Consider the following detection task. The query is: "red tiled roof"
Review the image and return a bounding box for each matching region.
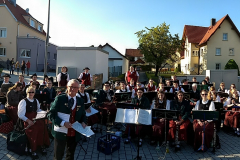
[98,43,127,59]
[183,25,209,44]
[125,49,143,57]
[0,0,46,36]
[130,58,145,64]
[199,14,240,45]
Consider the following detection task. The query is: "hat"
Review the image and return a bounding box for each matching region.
[31,73,37,78]
[83,67,90,70]
[2,74,11,78]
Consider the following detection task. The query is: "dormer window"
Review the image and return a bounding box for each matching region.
[38,25,42,32]
[30,19,35,28]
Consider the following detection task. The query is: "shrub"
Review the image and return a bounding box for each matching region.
[225,59,239,75]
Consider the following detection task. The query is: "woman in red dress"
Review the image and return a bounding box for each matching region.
[18,86,50,159]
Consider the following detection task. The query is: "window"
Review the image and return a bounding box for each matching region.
[0,28,6,38]
[216,63,221,70]
[192,50,198,56]
[30,19,35,27]
[20,49,31,58]
[223,33,228,41]
[54,53,57,60]
[38,25,42,32]
[0,48,6,56]
[216,48,221,56]
[47,52,50,59]
[229,48,234,56]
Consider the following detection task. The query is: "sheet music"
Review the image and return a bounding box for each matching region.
[54,112,70,134]
[115,108,125,123]
[86,106,99,117]
[72,121,94,137]
[35,111,47,119]
[124,109,138,123]
[137,109,152,125]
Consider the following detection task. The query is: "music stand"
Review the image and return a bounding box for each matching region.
[152,109,178,150]
[164,86,172,92]
[192,110,219,152]
[114,92,132,102]
[217,92,229,98]
[143,92,157,103]
[34,94,47,104]
[214,102,223,131]
[165,93,175,100]
[180,85,190,92]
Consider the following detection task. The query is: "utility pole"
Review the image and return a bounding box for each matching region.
[44,0,50,75]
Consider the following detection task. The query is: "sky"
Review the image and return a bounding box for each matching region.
[16,0,240,55]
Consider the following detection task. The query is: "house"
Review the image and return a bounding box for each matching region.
[181,14,240,75]
[125,49,144,66]
[98,43,129,77]
[57,47,109,83]
[0,0,57,71]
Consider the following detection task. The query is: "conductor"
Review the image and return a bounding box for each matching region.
[48,79,87,160]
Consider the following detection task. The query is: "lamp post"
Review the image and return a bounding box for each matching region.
[44,0,50,75]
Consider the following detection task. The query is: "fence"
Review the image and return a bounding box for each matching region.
[109,66,122,77]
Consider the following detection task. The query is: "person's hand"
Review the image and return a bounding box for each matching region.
[81,122,87,129]
[160,118,165,122]
[175,120,181,126]
[26,119,34,126]
[64,122,72,128]
[86,108,91,113]
[198,121,204,127]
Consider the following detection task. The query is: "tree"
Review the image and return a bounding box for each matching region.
[225,59,239,74]
[135,23,183,76]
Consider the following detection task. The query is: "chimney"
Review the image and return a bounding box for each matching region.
[211,18,216,26]
[26,8,29,13]
[9,0,16,7]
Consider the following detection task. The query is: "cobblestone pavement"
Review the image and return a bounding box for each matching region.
[1,125,240,160]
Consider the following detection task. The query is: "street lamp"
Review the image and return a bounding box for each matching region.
[44,0,50,76]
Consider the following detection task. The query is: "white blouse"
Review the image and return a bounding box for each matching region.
[194,100,215,111]
[76,92,91,103]
[18,98,42,122]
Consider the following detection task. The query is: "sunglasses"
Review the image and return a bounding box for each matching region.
[28,92,34,93]
[201,94,207,96]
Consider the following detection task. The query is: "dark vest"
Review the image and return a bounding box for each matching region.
[61,73,68,81]
[155,101,165,109]
[79,92,88,103]
[199,100,212,110]
[25,98,37,113]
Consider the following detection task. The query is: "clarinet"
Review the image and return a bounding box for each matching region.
[175,123,179,150]
[212,122,216,152]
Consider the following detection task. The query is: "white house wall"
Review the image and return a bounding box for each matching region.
[95,50,108,82]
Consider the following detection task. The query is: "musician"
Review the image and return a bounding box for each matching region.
[78,67,92,86]
[168,91,191,150]
[30,81,40,94]
[208,87,220,102]
[5,83,23,124]
[124,88,150,146]
[115,81,130,93]
[41,75,49,85]
[16,74,26,90]
[147,79,156,92]
[28,73,40,85]
[125,66,139,84]
[126,78,135,91]
[132,82,146,98]
[169,81,185,93]
[228,84,240,97]
[218,82,228,93]
[1,74,12,87]
[182,79,188,85]
[57,66,70,87]
[224,89,240,136]
[205,76,211,84]
[150,90,170,145]
[48,79,86,160]
[166,80,171,87]
[193,89,215,151]
[42,80,56,106]
[96,82,116,124]
[171,75,181,85]
[201,80,207,85]
[77,84,99,131]
[192,77,197,82]
[190,83,200,101]
[156,82,167,92]
[18,86,50,159]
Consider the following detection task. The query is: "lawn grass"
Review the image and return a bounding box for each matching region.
[146,71,183,85]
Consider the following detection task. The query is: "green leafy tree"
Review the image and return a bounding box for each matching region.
[225,59,239,74]
[135,23,183,76]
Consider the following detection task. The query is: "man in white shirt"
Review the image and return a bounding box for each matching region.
[169,82,185,93]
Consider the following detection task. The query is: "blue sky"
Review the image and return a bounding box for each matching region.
[17,0,240,54]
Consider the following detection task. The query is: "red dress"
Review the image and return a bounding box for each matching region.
[23,98,50,152]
